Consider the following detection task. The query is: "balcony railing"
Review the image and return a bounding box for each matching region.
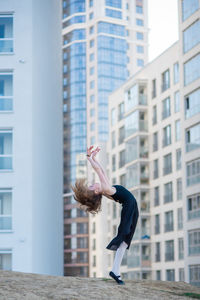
[140,146,148,158]
[139,94,147,105]
[155,253,160,261]
[165,223,174,232]
[141,201,150,213]
[189,245,200,255]
[0,39,13,53]
[188,209,200,220]
[163,166,172,175]
[161,82,170,92]
[0,216,12,230]
[165,252,174,261]
[162,110,171,119]
[0,97,13,111]
[155,225,160,234]
[186,141,200,152]
[187,175,200,186]
[163,137,171,147]
[139,120,148,131]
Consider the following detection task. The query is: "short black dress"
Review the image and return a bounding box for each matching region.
[106,185,139,251]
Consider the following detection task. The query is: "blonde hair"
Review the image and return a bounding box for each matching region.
[71,178,102,214]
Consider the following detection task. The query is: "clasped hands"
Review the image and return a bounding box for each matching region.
[86,145,100,160]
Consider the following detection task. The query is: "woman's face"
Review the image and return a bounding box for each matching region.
[88,182,101,194]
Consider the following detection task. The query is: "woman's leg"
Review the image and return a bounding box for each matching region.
[111,241,128,279]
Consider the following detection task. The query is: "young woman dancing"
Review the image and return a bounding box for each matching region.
[71,146,139,285]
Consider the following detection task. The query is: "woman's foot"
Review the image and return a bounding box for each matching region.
[109,271,125,285]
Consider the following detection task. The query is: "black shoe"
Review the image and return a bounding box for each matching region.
[109,271,125,285]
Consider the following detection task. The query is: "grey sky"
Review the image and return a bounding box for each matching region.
[148,0,179,61]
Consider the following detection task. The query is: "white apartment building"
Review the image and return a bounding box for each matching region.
[107,0,200,285]
[0,0,63,275]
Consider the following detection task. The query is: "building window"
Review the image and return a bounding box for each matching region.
[165,211,174,232]
[188,193,200,220]
[186,123,200,152]
[89,12,94,20]
[89,26,94,34]
[136,45,144,53]
[152,105,157,125]
[92,255,96,267]
[187,158,200,186]
[179,268,185,282]
[112,154,116,171]
[90,136,95,145]
[113,202,117,218]
[90,39,94,48]
[174,91,180,113]
[152,79,156,98]
[0,249,12,270]
[185,88,200,118]
[118,102,124,121]
[111,131,115,148]
[90,122,95,131]
[136,18,144,26]
[182,0,199,21]
[178,207,183,230]
[155,242,161,261]
[161,69,170,92]
[90,94,95,103]
[164,182,173,204]
[153,159,159,179]
[166,269,175,281]
[118,126,125,144]
[0,189,12,231]
[92,239,96,250]
[90,108,95,117]
[175,120,181,141]
[105,8,122,19]
[176,148,182,170]
[153,132,158,152]
[111,108,116,126]
[119,150,125,168]
[0,129,12,170]
[162,97,171,119]
[163,153,172,175]
[136,32,144,40]
[165,240,174,261]
[189,264,200,287]
[178,238,184,260]
[90,66,94,75]
[184,53,200,86]
[156,270,161,280]
[90,53,94,61]
[120,174,126,186]
[183,20,200,53]
[137,59,144,67]
[155,214,160,235]
[0,71,13,112]
[154,186,159,206]
[136,5,143,14]
[177,178,182,200]
[188,229,200,255]
[173,62,179,84]
[0,15,13,53]
[90,80,94,89]
[89,0,93,7]
[163,125,171,147]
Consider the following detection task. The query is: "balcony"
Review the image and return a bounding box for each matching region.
[186,141,200,152]
[189,245,200,255]
[139,120,148,131]
[188,209,200,220]
[141,201,150,213]
[140,171,149,184]
[139,94,147,105]
[140,146,148,158]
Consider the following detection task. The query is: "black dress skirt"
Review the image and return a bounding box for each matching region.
[106,185,139,251]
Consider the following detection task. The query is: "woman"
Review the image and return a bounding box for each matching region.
[71,146,139,285]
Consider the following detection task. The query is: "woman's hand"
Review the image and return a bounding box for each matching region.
[91,146,100,161]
